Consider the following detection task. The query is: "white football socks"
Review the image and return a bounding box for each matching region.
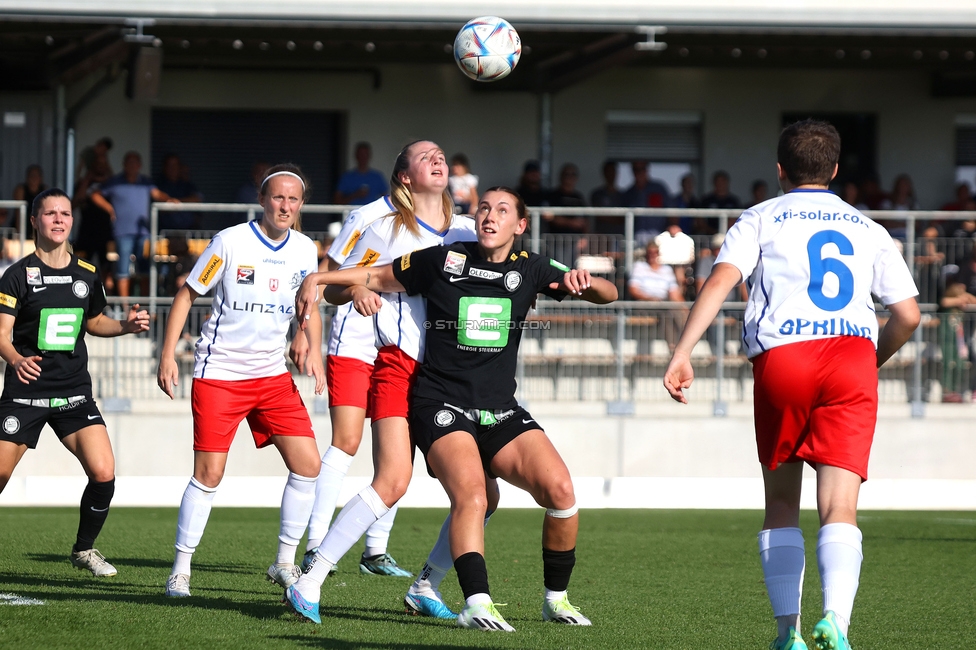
[413,510,494,593]
[306,446,354,552]
[759,527,805,640]
[364,504,398,558]
[277,472,317,565]
[298,485,391,594]
[173,477,218,576]
[817,523,862,635]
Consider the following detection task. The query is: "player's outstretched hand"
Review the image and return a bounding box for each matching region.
[307,356,326,395]
[123,303,150,334]
[13,355,42,384]
[157,357,179,400]
[295,274,321,328]
[552,269,591,296]
[663,352,694,404]
[289,332,309,369]
[351,285,383,317]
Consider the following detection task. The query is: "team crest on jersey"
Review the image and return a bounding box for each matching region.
[504,271,522,292]
[2,416,19,434]
[236,266,255,285]
[26,267,41,286]
[444,251,466,275]
[469,267,503,280]
[290,270,308,290]
[72,280,89,298]
[434,410,456,427]
[269,278,279,291]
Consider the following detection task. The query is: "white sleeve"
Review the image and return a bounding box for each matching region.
[715,208,761,282]
[185,234,227,295]
[327,210,366,265]
[872,232,919,306]
[338,225,391,270]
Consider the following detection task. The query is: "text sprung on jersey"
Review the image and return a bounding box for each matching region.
[230,301,295,315]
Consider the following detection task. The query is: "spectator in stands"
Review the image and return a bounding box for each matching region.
[629,244,683,302]
[73,153,114,285]
[236,161,270,204]
[545,163,588,234]
[671,173,698,209]
[156,153,202,231]
[516,160,548,207]
[915,226,946,304]
[938,278,976,402]
[448,153,479,214]
[882,174,919,211]
[91,151,178,299]
[941,182,976,211]
[695,233,746,301]
[77,136,113,180]
[590,160,623,208]
[700,170,741,210]
[655,218,695,297]
[9,165,47,235]
[857,175,887,211]
[622,160,669,242]
[746,179,769,207]
[334,142,388,205]
[841,181,863,209]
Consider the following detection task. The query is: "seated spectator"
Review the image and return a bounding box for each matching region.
[700,170,741,210]
[91,151,177,299]
[448,153,478,214]
[334,142,388,205]
[629,244,683,302]
[881,174,919,211]
[858,175,887,210]
[156,153,202,230]
[591,160,623,208]
[746,179,768,207]
[516,160,548,207]
[655,218,696,298]
[72,152,114,283]
[545,163,587,234]
[10,164,47,235]
[942,183,975,211]
[670,173,702,234]
[76,136,113,180]
[236,161,269,204]
[622,160,669,241]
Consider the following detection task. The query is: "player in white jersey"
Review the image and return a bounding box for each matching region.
[664,121,920,650]
[288,196,414,579]
[285,140,499,623]
[157,164,326,598]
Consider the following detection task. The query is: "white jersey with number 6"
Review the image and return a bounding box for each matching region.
[716,189,918,359]
[341,213,477,362]
[325,197,394,365]
[185,222,319,380]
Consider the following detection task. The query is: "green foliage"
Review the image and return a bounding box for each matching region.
[0,508,973,649]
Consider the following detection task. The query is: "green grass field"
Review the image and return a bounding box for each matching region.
[0,508,973,649]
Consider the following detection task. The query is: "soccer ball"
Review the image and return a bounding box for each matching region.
[454,16,521,82]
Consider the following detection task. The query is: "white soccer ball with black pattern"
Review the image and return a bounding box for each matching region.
[454,16,521,82]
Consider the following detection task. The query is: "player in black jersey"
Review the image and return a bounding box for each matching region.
[0,189,149,577]
[291,187,616,631]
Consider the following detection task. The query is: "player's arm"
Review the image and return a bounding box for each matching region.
[300,302,326,395]
[663,262,742,403]
[550,269,617,304]
[157,284,199,399]
[87,304,150,337]
[876,297,921,368]
[0,313,41,384]
[297,265,403,324]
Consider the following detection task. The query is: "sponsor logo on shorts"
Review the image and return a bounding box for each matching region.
[434,410,456,427]
[43,275,72,284]
[400,252,411,271]
[444,251,466,275]
[198,254,223,286]
[357,248,381,267]
[504,271,522,292]
[341,231,362,257]
[469,267,502,280]
[236,266,255,285]
[77,259,96,273]
[3,416,20,434]
[269,278,279,291]
[26,267,41,286]
[72,280,89,298]
[0,292,16,308]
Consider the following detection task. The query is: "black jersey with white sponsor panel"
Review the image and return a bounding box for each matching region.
[0,254,107,398]
[393,241,567,409]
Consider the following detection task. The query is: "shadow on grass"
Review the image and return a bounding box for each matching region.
[271,633,528,650]
[25,553,261,575]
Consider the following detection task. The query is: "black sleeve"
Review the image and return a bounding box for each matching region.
[86,276,108,318]
[392,245,446,296]
[0,264,26,317]
[532,254,570,301]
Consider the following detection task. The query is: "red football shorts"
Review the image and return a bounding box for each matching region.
[753,336,878,480]
[191,373,314,452]
[327,355,373,410]
[368,345,419,421]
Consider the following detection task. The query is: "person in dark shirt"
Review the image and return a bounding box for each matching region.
[289,187,617,631]
[700,170,742,209]
[545,163,587,234]
[10,164,47,236]
[155,153,202,231]
[0,188,149,578]
[515,160,548,208]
